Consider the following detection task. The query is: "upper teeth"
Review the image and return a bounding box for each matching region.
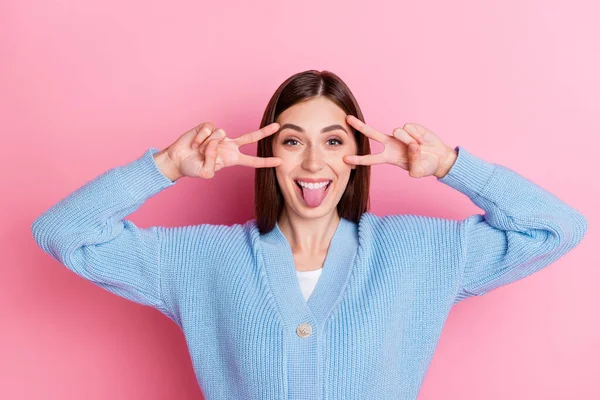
[297,181,330,189]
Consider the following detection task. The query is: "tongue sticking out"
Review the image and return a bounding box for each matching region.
[300,184,329,207]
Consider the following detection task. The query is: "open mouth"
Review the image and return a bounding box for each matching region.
[294,180,332,207]
[294,180,331,188]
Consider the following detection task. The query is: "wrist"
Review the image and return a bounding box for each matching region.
[153,148,184,182]
[433,147,458,179]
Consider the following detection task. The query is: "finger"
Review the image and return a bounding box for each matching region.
[198,128,226,153]
[392,127,418,146]
[237,154,282,168]
[403,123,426,145]
[345,115,389,143]
[191,122,216,149]
[201,140,219,179]
[407,143,422,177]
[214,160,225,172]
[211,128,226,140]
[343,153,386,166]
[234,123,280,147]
[184,121,213,137]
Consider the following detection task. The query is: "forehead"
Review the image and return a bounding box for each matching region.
[276,97,347,126]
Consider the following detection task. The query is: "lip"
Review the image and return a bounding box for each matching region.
[294,178,332,191]
[294,178,332,183]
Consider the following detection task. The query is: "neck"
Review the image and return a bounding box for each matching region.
[277,208,341,255]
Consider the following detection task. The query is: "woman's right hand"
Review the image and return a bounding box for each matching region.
[155,121,282,181]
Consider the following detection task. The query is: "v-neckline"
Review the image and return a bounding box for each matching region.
[258,217,359,333]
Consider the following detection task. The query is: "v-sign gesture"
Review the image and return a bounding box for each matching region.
[343,115,457,179]
[156,122,282,181]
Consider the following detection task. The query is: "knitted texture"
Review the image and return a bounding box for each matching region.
[31,146,588,399]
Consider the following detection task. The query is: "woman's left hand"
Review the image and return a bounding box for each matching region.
[343,115,457,179]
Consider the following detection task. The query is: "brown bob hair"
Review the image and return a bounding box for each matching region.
[254,70,371,234]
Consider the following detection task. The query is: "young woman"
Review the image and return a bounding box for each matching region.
[32,70,588,399]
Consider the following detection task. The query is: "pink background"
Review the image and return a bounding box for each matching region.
[2,0,598,398]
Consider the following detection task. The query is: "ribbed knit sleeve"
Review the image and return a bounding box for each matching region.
[437,146,589,303]
[31,148,177,315]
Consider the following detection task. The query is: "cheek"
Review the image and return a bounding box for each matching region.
[331,156,352,171]
[274,156,295,172]
[275,151,304,169]
[274,161,294,181]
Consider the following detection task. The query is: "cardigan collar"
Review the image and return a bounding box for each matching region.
[258,217,359,333]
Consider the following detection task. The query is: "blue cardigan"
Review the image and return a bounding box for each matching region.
[31,146,588,399]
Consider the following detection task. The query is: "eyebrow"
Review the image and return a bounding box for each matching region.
[278,123,349,136]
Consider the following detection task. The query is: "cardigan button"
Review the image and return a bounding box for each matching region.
[296,322,313,338]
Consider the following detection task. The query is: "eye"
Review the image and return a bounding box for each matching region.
[282,137,343,147]
[283,138,299,146]
[327,138,343,146]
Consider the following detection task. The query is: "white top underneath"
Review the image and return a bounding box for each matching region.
[296,267,323,301]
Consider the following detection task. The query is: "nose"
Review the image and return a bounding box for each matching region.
[301,145,325,172]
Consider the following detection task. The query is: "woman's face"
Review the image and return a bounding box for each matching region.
[272,96,358,220]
